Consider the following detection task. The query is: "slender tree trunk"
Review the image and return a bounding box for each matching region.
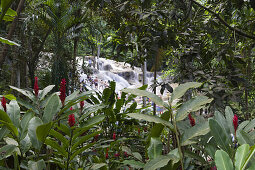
[96,35,102,70]
[0,0,26,68]
[142,60,147,107]
[153,45,159,116]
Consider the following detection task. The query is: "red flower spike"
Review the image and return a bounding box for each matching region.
[34,77,39,97]
[1,97,6,112]
[188,113,195,127]
[113,132,116,140]
[94,134,99,141]
[138,128,140,135]
[114,153,120,157]
[124,152,129,158]
[68,114,75,127]
[233,114,238,135]
[59,79,66,106]
[80,101,84,111]
[70,107,73,110]
[105,148,109,159]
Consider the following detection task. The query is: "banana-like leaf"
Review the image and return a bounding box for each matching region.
[181,121,210,146]
[28,160,46,170]
[127,113,174,132]
[42,94,61,123]
[235,144,249,170]
[170,82,202,103]
[39,85,55,101]
[9,86,35,101]
[122,88,169,108]
[176,96,212,122]
[215,150,233,170]
[148,137,163,159]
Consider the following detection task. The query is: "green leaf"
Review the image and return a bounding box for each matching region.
[39,85,55,101]
[10,86,35,101]
[122,88,169,108]
[0,37,20,46]
[214,111,231,141]
[36,122,53,142]
[73,115,105,140]
[225,106,235,136]
[0,0,15,21]
[242,145,255,170]
[28,159,46,170]
[122,160,145,169]
[71,130,101,151]
[209,119,232,155]
[215,150,233,170]
[181,121,210,146]
[0,144,17,160]
[236,130,254,146]
[244,118,255,133]
[45,138,68,157]
[28,117,43,150]
[148,137,162,159]
[90,163,107,169]
[127,113,174,132]
[3,94,16,100]
[0,109,11,123]
[65,90,80,102]
[70,142,95,161]
[20,111,34,140]
[144,155,175,170]
[122,146,132,155]
[79,104,106,121]
[170,82,202,103]
[0,121,18,137]
[235,144,249,170]
[176,96,213,121]
[42,94,61,123]
[20,135,31,154]
[49,129,69,148]
[150,111,170,138]
[132,152,143,162]
[7,100,20,127]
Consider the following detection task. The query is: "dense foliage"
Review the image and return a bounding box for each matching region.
[2,0,255,169]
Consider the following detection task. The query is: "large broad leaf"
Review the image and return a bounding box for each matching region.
[0,144,17,160]
[127,113,174,132]
[214,111,231,141]
[237,130,254,146]
[209,119,232,156]
[176,96,213,121]
[121,88,169,108]
[170,82,202,103]
[225,106,235,135]
[7,100,20,127]
[181,121,210,146]
[0,37,20,46]
[149,111,170,139]
[0,0,15,21]
[28,160,46,170]
[36,122,53,143]
[235,144,249,170]
[122,160,145,169]
[45,138,67,157]
[215,150,233,170]
[28,117,43,150]
[20,135,31,154]
[49,129,69,148]
[0,110,18,137]
[244,118,255,133]
[42,94,61,123]
[20,111,34,140]
[9,86,35,101]
[242,145,255,170]
[144,155,177,170]
[0,109,11,123]
[148,137,163,159]
[39,85,55,101]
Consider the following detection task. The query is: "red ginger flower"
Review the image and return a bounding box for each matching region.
[34,77,39,97]
[80,101,84,111]
[1,97,6,112]
[113,132,116,140]
[105,148,109,159]
[138,128,140,135]
[68,114,75,127]
[59,79,66,106]
[188,113,195,127]
[233,114,238,135]
[114,153,120,157]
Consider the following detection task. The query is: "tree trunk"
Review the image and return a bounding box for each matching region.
[0,0,26,68]
[142,60,147,107]
[153,44,159,116]
[96,35,102,70]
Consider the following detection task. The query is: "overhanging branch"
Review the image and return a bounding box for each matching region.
[191,0,255,40]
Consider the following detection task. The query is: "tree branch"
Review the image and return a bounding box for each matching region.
[191,0,255,40]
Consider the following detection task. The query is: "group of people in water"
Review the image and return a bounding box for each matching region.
[80,75,109,91]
